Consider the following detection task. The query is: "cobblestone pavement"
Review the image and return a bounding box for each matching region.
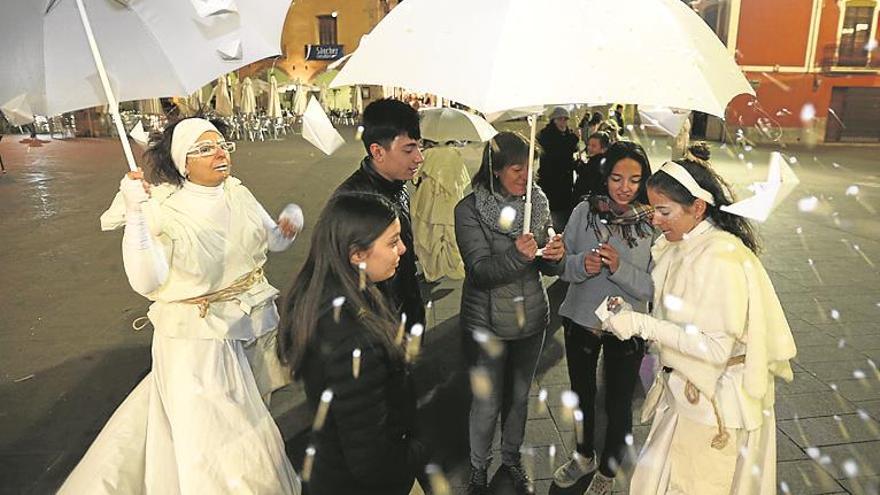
[0,129,878,494]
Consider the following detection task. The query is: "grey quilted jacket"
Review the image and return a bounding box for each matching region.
[454,193,563,340]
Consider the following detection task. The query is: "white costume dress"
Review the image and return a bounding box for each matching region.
[611,220,796,495]
[60,178,301,494]
[411,146,470,281]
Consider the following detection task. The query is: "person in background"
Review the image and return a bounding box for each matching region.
[278,193,427,495]
[613,104,625,136]
[456,132,565,495]
[334,98,426,328]
[537,107,579,231]
[553,141,655,494]
[605,144,796,494]
[573,131,611,200]
[411,140,470,281]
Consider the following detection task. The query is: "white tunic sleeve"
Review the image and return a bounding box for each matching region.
[122,210,170,296]
[257,202,300,252]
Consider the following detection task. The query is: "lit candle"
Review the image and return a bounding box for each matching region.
[302,445,316,482]
[573,408,584,445]
[406,324,424,363]
[395,313,407,346]
[352,348,362,379]
[312,389,333,431]
[358,262,367,290]
[514,296,525,329]
[332,296,345,323]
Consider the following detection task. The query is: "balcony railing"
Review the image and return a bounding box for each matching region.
[820,43,880,70]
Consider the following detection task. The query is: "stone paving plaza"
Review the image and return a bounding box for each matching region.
[1,128,879,494]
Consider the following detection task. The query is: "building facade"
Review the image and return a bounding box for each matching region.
[701,0,880,143]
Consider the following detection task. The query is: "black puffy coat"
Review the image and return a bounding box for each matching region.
[536,124,579,212]
[333,157,425,327]
[300,288,425,495]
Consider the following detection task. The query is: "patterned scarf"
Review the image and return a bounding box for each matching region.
[474,183,551,245]
[586,195,654,248]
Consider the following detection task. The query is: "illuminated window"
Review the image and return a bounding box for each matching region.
[838,4,874,65]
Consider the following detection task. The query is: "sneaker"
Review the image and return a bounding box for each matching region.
[585,471,615,495]
[553,452,597,488]
[501,462,535,495]
[467,465,488,495]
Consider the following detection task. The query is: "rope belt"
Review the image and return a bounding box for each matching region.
[676,354,746,450]
[175,267,265,318]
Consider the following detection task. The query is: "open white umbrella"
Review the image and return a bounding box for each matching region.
[213,76,233,117]
[0,0,291,171]
[1,94,36,126]
[241,77,257,115]
[419,107,497,143]
[333,0,753,231]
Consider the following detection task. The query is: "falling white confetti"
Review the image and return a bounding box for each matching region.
[830,309,840,320]
[798,196,819,212]
[853,369,866,379]
[830,383,838,391]
[780,481,791,494]
[806,447,820,459]
[625,433,634,446]
[737,153,745,160]
[795,226,803,234]
[857,409,871,421]
[684,324,699,335]
[866,39,879,52]
[842,459,859,478]
[838,339,846,349]
[788,156,798,164]
[560,390,580,409]
[499,206,517,231]
[663,295,684,312]
[845,185,860,196]
[799,103,816,123]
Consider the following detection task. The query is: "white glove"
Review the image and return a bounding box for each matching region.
[605,309,640,340]
[119,176,150,211]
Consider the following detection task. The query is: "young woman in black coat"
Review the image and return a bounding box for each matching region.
[278,192,426,495]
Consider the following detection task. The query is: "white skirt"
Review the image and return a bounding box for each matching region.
[59,331,300,495]
[631,375,776,495]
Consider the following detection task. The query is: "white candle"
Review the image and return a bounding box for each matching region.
[312,389,333,431]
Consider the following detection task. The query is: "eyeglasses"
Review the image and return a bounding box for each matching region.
[186,140,236,157]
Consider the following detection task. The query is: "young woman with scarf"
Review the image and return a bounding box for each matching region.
[455,132,565,495]
[553,141,655,495]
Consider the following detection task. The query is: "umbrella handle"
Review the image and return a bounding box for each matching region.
[523,114,538,234]
[74,0,138,172]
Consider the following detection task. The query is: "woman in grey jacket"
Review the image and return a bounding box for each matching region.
[552,141,655,495]
[455,132,565,495]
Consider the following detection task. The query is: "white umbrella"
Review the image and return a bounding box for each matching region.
[638,106,691,137]
[0,0,290,170]
[720,151,800,223]
[267,74,283,119]
[1,94,35,126]
[213,76,233,117]
[332,0,753,231]
[241,77,257,115]
[301,96,345,155]
[419,107,497,143]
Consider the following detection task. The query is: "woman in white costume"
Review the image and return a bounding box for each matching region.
[61,117,302,494]
[605,145,796,494]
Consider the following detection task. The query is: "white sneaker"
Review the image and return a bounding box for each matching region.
[585,471,615,495]
[552,452,597,488]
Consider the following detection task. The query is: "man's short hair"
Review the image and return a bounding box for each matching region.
[361,98,421,154]
[588,131,611,150]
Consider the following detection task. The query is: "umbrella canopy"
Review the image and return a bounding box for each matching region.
[241,77,257,115]
[419,107,498,143]
[1,94,35,126]
[267,74,283,118]
[332,0,753,118]
[213,76,233,117]
[638,106,691,137]
[1,0,290,117]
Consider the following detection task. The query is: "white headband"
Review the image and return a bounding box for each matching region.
[658,161,716,205]
[171,118,221,178]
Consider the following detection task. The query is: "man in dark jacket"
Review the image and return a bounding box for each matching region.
[573,130,611,201]
[332,98,426,327]
[537,106,579,231]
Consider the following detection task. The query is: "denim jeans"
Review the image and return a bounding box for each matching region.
[469,330,545,469]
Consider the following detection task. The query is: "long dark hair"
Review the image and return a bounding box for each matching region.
[277,192,404,376]
[471,131,533,191]
[601,140,652,204]
[142,115,229,186]
[647,143,761,253]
